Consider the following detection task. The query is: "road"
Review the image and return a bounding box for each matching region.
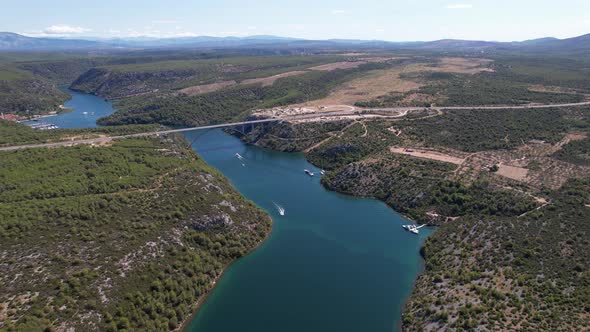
[320,101,590,113]
[2,101,590,151]
[0,118,281,151]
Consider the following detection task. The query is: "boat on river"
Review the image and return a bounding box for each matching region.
[304,169,315,176]
[402,224,425,234]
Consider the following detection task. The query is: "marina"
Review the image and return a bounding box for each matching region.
[26,122,59,130]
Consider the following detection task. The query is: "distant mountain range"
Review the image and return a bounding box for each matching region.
[1,31,589,53]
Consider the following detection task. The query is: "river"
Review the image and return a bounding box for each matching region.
[43,90,432,332]
[24,88,116,129]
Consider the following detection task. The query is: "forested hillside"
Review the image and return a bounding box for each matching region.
[235,103,590,330]
[0,64,68,115]
[98,65,384,126]
[403,179,590,331]
[0,136,271,331]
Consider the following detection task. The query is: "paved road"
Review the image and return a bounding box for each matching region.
[0,118,281,151]
[2,101,590,151]
[364,101,590,112]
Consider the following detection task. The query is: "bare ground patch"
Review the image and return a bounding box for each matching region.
[309,61,368,71]
[299,67,424,106]
[424,57,494,74]
[390,147,466,165]
[388,140,590,189]
[496,164,528,181]
[527,85,585,94]
[294,57,493,108]
[179,80,236,96]
[242,71,308,86]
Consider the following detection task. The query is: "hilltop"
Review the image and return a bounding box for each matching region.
[2,32,590,54]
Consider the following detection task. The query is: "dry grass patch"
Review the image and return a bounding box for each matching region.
[390,147,466,165]
[424,57,494,74]
[242,71,307,86]
[527,85,583,94]
[295,58,493,108]
[179,80,236,96]
[299,67,424,106]
[308,61,367,71]
[496,164,528,181]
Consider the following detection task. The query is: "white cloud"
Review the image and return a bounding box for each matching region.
[375,28,385,32]
[445,4,473,9]
[44,25,91,35]
[331,9,346,14]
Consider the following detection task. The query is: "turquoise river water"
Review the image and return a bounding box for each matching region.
[41,90,432,332]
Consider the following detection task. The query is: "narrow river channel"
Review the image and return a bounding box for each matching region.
[41,90,432,332]
[185,129,432,332]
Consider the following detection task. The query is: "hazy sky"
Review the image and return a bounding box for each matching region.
[2,0,590,41]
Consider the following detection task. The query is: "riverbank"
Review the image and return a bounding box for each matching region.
[402,179,590,330]
[4,88,440,331]
[0,135,272,331]
[183,129,430,332]
[229,120,552,330]
[178,217,273,331]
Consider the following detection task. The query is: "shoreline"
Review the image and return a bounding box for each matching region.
[238,134,439,328]
[178,214,274,332]
[178,129,435,331]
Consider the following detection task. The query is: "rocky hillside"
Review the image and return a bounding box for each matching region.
[235,107,590,331]
[403,179,590,331]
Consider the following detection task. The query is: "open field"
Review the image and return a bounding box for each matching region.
[496,163,529,181]
[308,61,367,71]
[179,80,237,96]
[241,70,308,86]
[177,57,398,96]
[292,57,494,107]
[423,57,494,74]
[390,146,466,165]
[389,133,590,190]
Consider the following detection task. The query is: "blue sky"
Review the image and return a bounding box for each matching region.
[2,0,590,41]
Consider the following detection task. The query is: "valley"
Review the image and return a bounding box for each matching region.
[1,30,590,332]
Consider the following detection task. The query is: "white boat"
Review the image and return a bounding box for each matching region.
[82,111,88,115]
[235,153,244,160]
[402,224,425,235]
[273,202,285,216]
[304,169,315,176]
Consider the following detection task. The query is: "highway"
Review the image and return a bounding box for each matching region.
[2,100,590,151]
[0,118,281,151]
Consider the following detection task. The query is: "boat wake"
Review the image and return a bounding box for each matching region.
[272,201,285,216]
[235,153,246,166]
